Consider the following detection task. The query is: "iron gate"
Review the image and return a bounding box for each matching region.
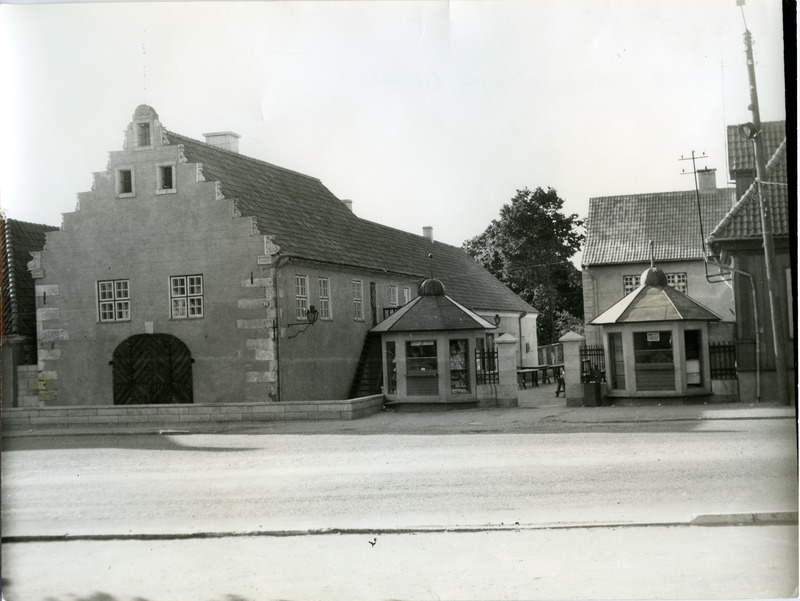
[112,334,193,405]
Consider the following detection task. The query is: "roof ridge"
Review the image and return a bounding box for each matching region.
[2,217,60,230]
[589,189,734,203]
[165,130,323,183]
[357,218,464,253]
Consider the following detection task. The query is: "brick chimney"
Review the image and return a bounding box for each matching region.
[422,226,433,242]
[203,131,241,153]
[697,168,717,193]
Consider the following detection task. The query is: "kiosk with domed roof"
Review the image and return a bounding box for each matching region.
[371,276,511,407]
[590,246,722,400]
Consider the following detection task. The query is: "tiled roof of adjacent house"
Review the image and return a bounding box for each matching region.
[1,218,59,361]
[167,132,536,314]
[707,137,790,242]
[727,120,786,178]
[582,189,735,266]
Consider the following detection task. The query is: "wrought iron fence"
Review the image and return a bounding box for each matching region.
[475,348,499,384]
[580,344,606,383]
[709,341,737,380]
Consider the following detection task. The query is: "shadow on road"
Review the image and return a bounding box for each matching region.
[23,592,259,601]
[1,435,260,453]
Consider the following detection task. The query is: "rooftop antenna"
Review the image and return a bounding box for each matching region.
[141,33,147,103]
[679,150,709,256]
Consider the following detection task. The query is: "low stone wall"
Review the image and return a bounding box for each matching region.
[0,395,385,432]
[16,365,42,408]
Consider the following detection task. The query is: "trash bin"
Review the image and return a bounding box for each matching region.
[583,381,601,407]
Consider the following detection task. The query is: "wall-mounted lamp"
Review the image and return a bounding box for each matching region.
[493,314,502,326]
[287,305,319,339]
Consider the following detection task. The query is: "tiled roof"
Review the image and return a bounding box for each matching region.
[168,132,536,314]
[371,294,497,333]
[590,278,721,324]
[727,120,786,178]
[582,189,735,266]
[707,138,790,242]
[1,218,59,361]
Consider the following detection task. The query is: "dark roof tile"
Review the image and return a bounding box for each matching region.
[583,189,735,266]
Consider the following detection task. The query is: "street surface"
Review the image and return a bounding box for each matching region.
[2,414,797,599]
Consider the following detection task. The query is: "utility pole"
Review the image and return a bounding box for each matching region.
[741,27,789,404]
[679,150,710,256]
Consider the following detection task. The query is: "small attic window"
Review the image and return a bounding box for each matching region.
[116,168,134,197]
[136,122,152,148]
[156,164,176,194]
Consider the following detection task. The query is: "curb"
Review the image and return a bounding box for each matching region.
[690,511,798,526]
[5,513,797,544]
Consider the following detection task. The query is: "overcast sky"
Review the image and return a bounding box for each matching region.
[0,0,787,257]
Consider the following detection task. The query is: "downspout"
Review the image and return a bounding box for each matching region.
[272,255,291,403]
[705,257,760,402]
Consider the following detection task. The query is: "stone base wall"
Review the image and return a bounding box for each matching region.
[17,365,43,408]
[0,395,384,432]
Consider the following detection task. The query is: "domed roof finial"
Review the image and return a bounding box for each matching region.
[641,241,667,286]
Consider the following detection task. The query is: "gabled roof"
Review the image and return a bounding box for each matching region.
[590,268,721,324]
[707,137,790,243]
[727,120,786,178]
[371,290,496,333]
[582,189,735,266]
[1,218,59,349]
[166,131,536,315]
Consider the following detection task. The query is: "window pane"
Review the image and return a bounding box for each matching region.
[449,339,469,393]
[100,301,115,321]
[188,276,202,296]
[296,296,308,320]
[159,165,173,190]
[171,277,186,297]
[115,300,130,321]
[172,298,187,319]
[99,281,114,300]
[137,123,151,146]
[118,170,132,194]
[115,280,129,299]
[188,297,203,317]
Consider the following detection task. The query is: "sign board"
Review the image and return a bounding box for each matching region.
[647,332,660,342]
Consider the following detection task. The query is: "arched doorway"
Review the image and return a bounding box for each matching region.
[112,334,193,405]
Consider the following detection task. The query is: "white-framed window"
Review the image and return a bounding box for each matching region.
[136,122,152,148]
[170,275,204,319]
[318,277,332,320]
[389,285,398,307]
[98,279,130,322]
[403,286,411,304]
[623,275,640,296]
[116,168,135,197]
[295,275,309,320]
[156,164,176,194]
[666,272,688,295]
[353,279,364,321]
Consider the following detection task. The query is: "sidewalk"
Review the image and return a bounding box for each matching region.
[2,383,795,438]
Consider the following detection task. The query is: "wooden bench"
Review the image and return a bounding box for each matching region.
[517,368,539,389]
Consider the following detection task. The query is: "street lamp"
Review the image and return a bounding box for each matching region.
[287,305,320,338]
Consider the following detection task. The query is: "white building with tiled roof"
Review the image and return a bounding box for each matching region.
[28,106,538,408]
[581,168,737,346]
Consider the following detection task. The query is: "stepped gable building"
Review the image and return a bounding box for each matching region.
[29,105,537,406]
[706,120,794,402]
[581,169,737,346]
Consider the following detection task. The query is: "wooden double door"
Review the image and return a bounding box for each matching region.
[112,334,193,405]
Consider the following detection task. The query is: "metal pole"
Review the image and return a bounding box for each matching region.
[743,29,789,404]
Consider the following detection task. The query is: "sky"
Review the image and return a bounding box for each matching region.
[0,0,788,260]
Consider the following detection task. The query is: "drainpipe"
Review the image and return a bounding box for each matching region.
[705,257,760,402]
[272,255,291,403]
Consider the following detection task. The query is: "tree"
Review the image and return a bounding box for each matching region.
[463,187,584,345]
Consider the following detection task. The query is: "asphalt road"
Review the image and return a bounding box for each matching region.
[2,418,796,537]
